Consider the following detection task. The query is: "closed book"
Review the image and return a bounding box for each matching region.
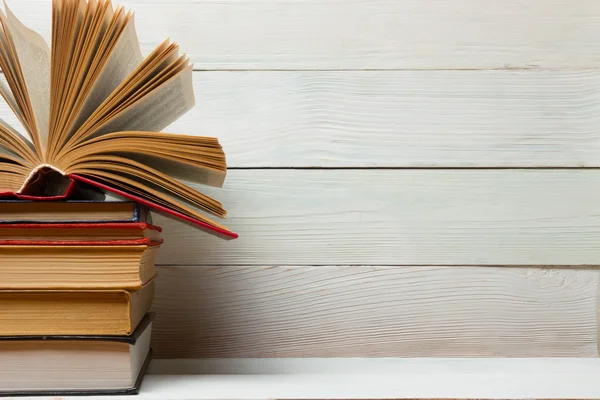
[0,200,149,223]
[0,282,154,336]
[0,222,161,241]
[0,238,160,289]
[0,314,154,395]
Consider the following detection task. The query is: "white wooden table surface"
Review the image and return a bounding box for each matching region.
[24,359,600,400]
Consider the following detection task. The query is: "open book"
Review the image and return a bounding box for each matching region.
[0,0,236,239]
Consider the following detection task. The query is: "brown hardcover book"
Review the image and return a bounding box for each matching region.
[0,282,154,336]
[0,240,159,289]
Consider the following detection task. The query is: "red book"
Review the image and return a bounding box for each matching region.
[0,174,238,240]
[0,222,162,242]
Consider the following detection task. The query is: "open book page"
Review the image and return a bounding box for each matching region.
[70,13,142,138]
[91,41,179,120]
[72,150,225,187]
[102,55,188,121]
[60,40,180,150]
[64,155,225,216]
[58,130,226,187]
[52,0,101,137]
[0,14,36,143]
[67,40,179,142]
[51,1,120,152]
[2,1,50,151]
[99,40,179,110]
[71,169,230,231]
[122,153,226,188]
[0,76,31,145]
[77,64,195,142]
[0,168,26,191]
[0,160,29,193]
[48,0,88,155]
[0,118,37,164]
[0,120,29,191]
[0,142,22,162]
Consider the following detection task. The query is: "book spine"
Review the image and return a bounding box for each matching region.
[0,238,163,246]
[0,222,162,231]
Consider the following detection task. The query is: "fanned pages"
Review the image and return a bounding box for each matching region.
[0,0,236,239]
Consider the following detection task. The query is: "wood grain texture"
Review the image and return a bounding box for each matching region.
[174,70,600,168]
[151,265,599,358]
[154,169,600,266]
[2,70,599,168]
[6,0,600,69]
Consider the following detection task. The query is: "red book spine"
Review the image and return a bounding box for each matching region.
[0,222,162,232]
[0,238,163,246]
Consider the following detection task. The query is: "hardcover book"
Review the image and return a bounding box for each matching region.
[0,281,154,335]
[0,313,154,395]
[0,200,149,223]
[0,222,161,241]
[0,238,160,289]
[0,0,237,239]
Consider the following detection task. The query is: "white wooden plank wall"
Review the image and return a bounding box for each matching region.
[152,266,599,358]
[9,0,600,69]
[4,71,600,168]
[9,1,600,358]
[155,170,600,266]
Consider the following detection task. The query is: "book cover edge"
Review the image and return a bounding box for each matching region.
[0,313,155,344]
[0,348,153,396]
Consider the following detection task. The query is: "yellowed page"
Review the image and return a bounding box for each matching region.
[3,1,50,150]
[58,130,225,186]
[110,153,225,187]
[99,41,178,114]
[65,155,225,211]
[50,0,113,152]
[0,117,38,165]
[69,169,230,230]
[60,40,178,150]
[0,170,26,192]
[48,0,87,155]
[0,77,29,143]
[0,138,26,164]
[50,0,102,149]
[84,65,195,139]
[0,143,20,161]
[101,55,187,120]
[73,13,142,134]
[0,289,132,335]
[0,118,34,152]
[0,17,33,137]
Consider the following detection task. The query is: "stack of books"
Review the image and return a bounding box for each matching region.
[0,200,160,396]
[0,0,238,394]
